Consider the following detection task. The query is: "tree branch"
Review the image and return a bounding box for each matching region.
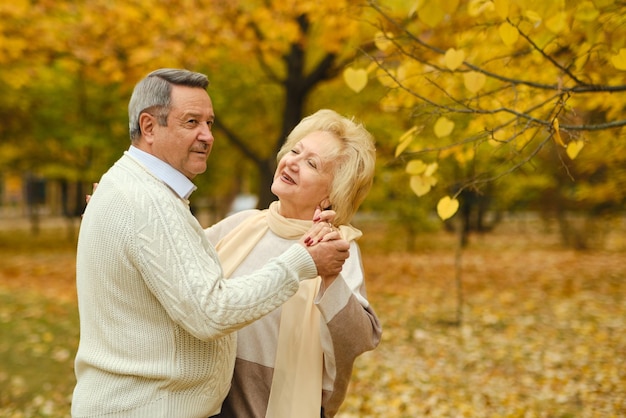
[367,0,626,94]
[214,119,263,165]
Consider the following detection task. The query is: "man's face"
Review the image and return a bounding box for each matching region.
[149,85,215,179]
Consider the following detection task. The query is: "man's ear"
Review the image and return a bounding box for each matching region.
[139,113,156,144]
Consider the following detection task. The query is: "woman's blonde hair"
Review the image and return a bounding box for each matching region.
[277,109,376,226]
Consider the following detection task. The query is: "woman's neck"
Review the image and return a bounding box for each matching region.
[277,200,315,221]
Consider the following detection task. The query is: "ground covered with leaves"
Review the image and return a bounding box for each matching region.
[0,218,624,417]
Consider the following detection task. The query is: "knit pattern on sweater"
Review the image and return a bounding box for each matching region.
[72,154,314,417]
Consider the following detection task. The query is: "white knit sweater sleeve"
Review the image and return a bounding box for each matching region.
[83,156,317,341]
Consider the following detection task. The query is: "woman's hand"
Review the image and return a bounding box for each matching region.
[82,183,99,218]
[85,183,99,204]
[303,208,341,247]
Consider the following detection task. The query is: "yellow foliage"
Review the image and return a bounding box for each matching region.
[376,68,397,89]
[552,118,566,148]
[374,31,393,52]
[463,71,486,93]
[409,175,437,197]
[468,0,495,17]
[434,116,455,138]
[343,68,368,93]
[545,11,568,34]
[499,22,519,46]
[395,126,422,157]
[575,1,600,22]
[396,61,424,90]
[566,140,585,159]
[417,1,446,27]
[494,0,510,19]
[436,195,459,220]
[444,48,465,70]
[610,48,626,70]
[405,159,427,175]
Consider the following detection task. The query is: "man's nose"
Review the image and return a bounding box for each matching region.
[198,122,214,142]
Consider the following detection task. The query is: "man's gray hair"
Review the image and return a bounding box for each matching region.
[128,68,209,141]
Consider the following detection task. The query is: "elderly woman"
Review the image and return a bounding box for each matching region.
[208,109,382,418]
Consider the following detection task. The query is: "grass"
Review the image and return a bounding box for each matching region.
[1,217,625,417]
[1,227,78,418]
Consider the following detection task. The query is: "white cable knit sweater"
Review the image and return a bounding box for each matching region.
[72,153,318,418]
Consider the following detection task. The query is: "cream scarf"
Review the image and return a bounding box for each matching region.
[215,201,361,418]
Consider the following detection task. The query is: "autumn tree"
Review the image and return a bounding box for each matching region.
[337,0,626,324]
[345,0,626,242]
[195,1,385,208]
[1,1,394,218]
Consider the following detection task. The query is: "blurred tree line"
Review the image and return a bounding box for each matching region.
[1,0,625,250]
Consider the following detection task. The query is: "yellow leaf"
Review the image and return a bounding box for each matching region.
[424,162,438,176]
[410,175,436,197]
[499,22,519,47]
[524,10,542,23]
[444,48,465,70]
[437,196,459,220]
[574,42,591,70]
[343,68,368,93]
[418,1,445,27]
[441,0,460,14]
[434,117,455,138]
[406,159,427,175]
[395,126,421,157]
[468,0,495,17]
[376,68,397,88]
[610,48,626,71]
[464,71,486,93]
[545,12,567,34]
[575,1,599,22]
[374,31,393,51]
[552,118,566,148]
[494,0,509,19]
[566,140,584,159]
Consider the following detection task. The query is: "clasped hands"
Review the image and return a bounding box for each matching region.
[299,208,350,285]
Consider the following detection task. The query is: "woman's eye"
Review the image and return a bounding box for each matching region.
[308,160,317,169]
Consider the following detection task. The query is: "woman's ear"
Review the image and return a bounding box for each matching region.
[139,113,156,144]
[320,198,332,210]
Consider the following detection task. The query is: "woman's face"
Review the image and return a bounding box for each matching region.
[271,130,340,220]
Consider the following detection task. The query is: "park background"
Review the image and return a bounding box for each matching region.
[1,0,625,416]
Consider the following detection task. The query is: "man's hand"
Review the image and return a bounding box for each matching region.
[304,238,350,278]
[298,207,349,277]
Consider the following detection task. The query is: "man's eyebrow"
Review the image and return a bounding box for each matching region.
[180,111,213,120]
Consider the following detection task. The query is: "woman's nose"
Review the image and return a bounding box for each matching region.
[286,155,300,170]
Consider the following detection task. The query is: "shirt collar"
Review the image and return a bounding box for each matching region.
[128,145,197,200]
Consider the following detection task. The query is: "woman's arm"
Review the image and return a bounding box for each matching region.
[315,242,382,417]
